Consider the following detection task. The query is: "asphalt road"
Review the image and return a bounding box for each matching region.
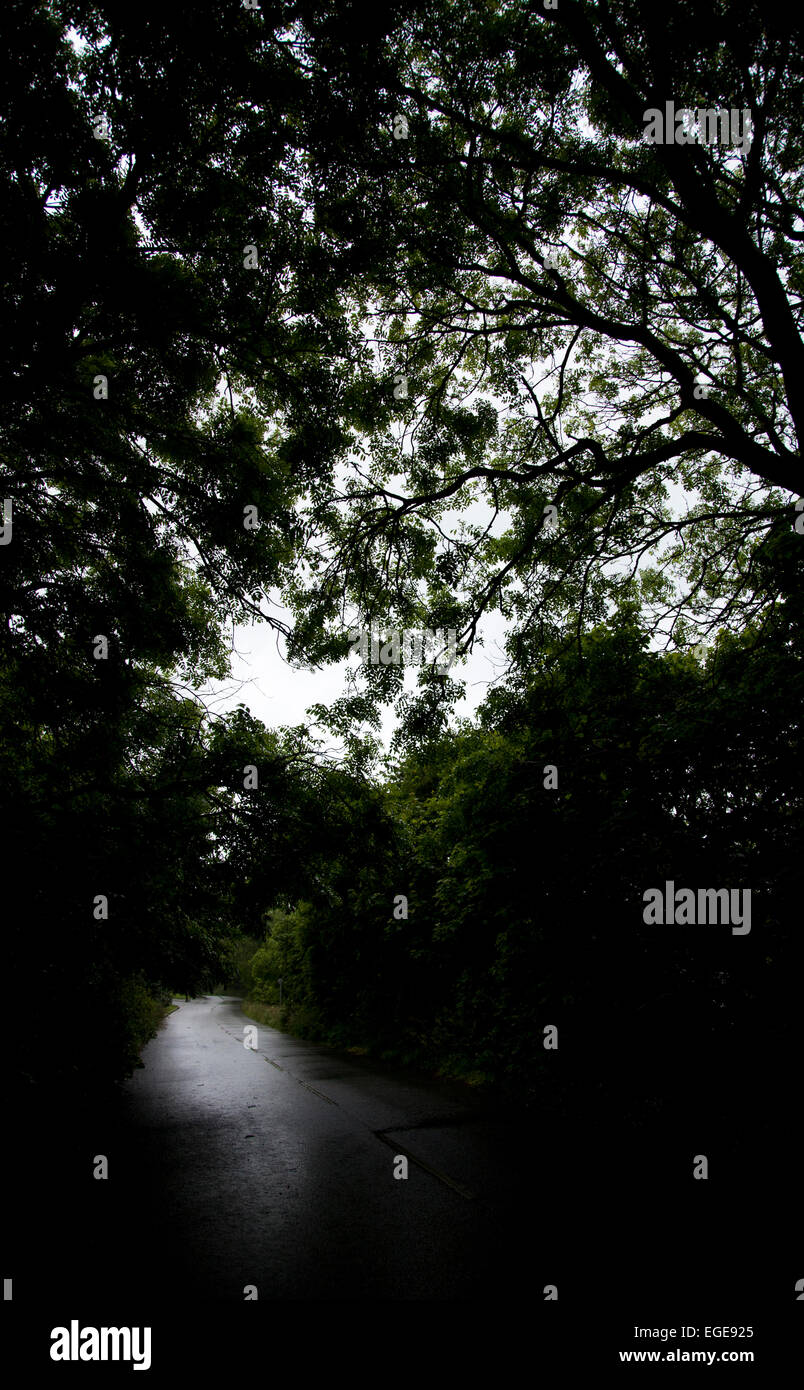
[9,996,795,1308]
[94,996,540,1301]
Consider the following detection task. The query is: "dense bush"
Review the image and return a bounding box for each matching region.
[244,600,803,1150]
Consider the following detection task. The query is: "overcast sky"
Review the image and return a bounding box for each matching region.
[202,601,511,753]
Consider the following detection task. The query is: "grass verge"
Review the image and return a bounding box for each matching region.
[240,998,497,1093]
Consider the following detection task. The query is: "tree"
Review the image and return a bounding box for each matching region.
[284,0,804,735]
[4,0,802,1101]
[0,0,360,1095]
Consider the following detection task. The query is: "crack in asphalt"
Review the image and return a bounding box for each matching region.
[373,1130,477,1201]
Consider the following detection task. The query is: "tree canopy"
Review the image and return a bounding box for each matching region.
[2,0,802,1108]
[288,0,804,733]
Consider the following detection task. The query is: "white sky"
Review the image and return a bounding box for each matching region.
[202,601,510,752]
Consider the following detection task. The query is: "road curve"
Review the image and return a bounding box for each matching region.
[100,996,537,1301]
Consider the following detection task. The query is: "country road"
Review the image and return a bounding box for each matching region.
[108,995,533,1301]
[8,996,794,1308]
[24,994,570,1304]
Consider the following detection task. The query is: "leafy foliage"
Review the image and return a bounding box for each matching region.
[2,2,801,1139]
[243,593,802,1145]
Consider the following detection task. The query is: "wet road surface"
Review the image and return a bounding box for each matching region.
[82,997,540,1301]
[9,996,795,1308]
